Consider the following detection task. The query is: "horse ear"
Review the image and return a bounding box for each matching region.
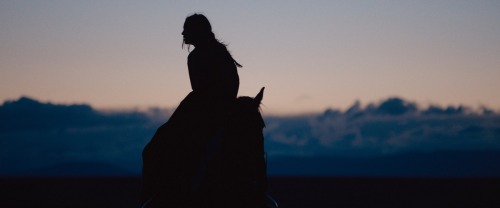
[255,87,265,104]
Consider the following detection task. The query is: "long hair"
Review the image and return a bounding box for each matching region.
[182,13,242,68]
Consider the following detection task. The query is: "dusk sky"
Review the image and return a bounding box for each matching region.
[2,0,500,114]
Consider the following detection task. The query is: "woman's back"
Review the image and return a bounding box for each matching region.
[188,42,239,100]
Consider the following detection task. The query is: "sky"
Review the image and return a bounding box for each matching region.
[1,0,500,115]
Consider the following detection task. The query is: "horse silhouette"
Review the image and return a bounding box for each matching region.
[141,87,276,208]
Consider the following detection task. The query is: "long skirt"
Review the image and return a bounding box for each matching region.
[141,91,231,207]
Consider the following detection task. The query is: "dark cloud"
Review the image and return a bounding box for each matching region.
[1,96,499,177]
[0,97,149,133]
[374,97,417,115]
[423,105,466,115]
[264,97,500,157]
[0,97,163,176]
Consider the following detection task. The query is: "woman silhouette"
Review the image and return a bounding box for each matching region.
[183,14,241,102]
[141,14,242,208]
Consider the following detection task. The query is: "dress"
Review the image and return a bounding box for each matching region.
[141,42,239,208]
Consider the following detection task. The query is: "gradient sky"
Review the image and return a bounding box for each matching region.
[1,0,499,114]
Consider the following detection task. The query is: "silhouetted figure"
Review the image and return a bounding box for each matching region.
[141,14,275,208]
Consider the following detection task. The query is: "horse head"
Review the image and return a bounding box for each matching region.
[232,87,265,129]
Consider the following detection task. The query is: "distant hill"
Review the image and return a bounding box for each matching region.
[267,150,500,177]
[15,161,135,177]
[7,150,499,178]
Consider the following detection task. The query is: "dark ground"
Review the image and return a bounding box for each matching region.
[1,177,499,208]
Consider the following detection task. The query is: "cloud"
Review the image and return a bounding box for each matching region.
[0,97,168,176]
[1,96,499,176]
[293,94,312,102]
[374,97,417,115]
[422,105,466,115]
[264,97,500,157]
[0,97,150,133]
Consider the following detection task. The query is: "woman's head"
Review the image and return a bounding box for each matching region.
[182,13,242,67]
[182,13,215,46]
